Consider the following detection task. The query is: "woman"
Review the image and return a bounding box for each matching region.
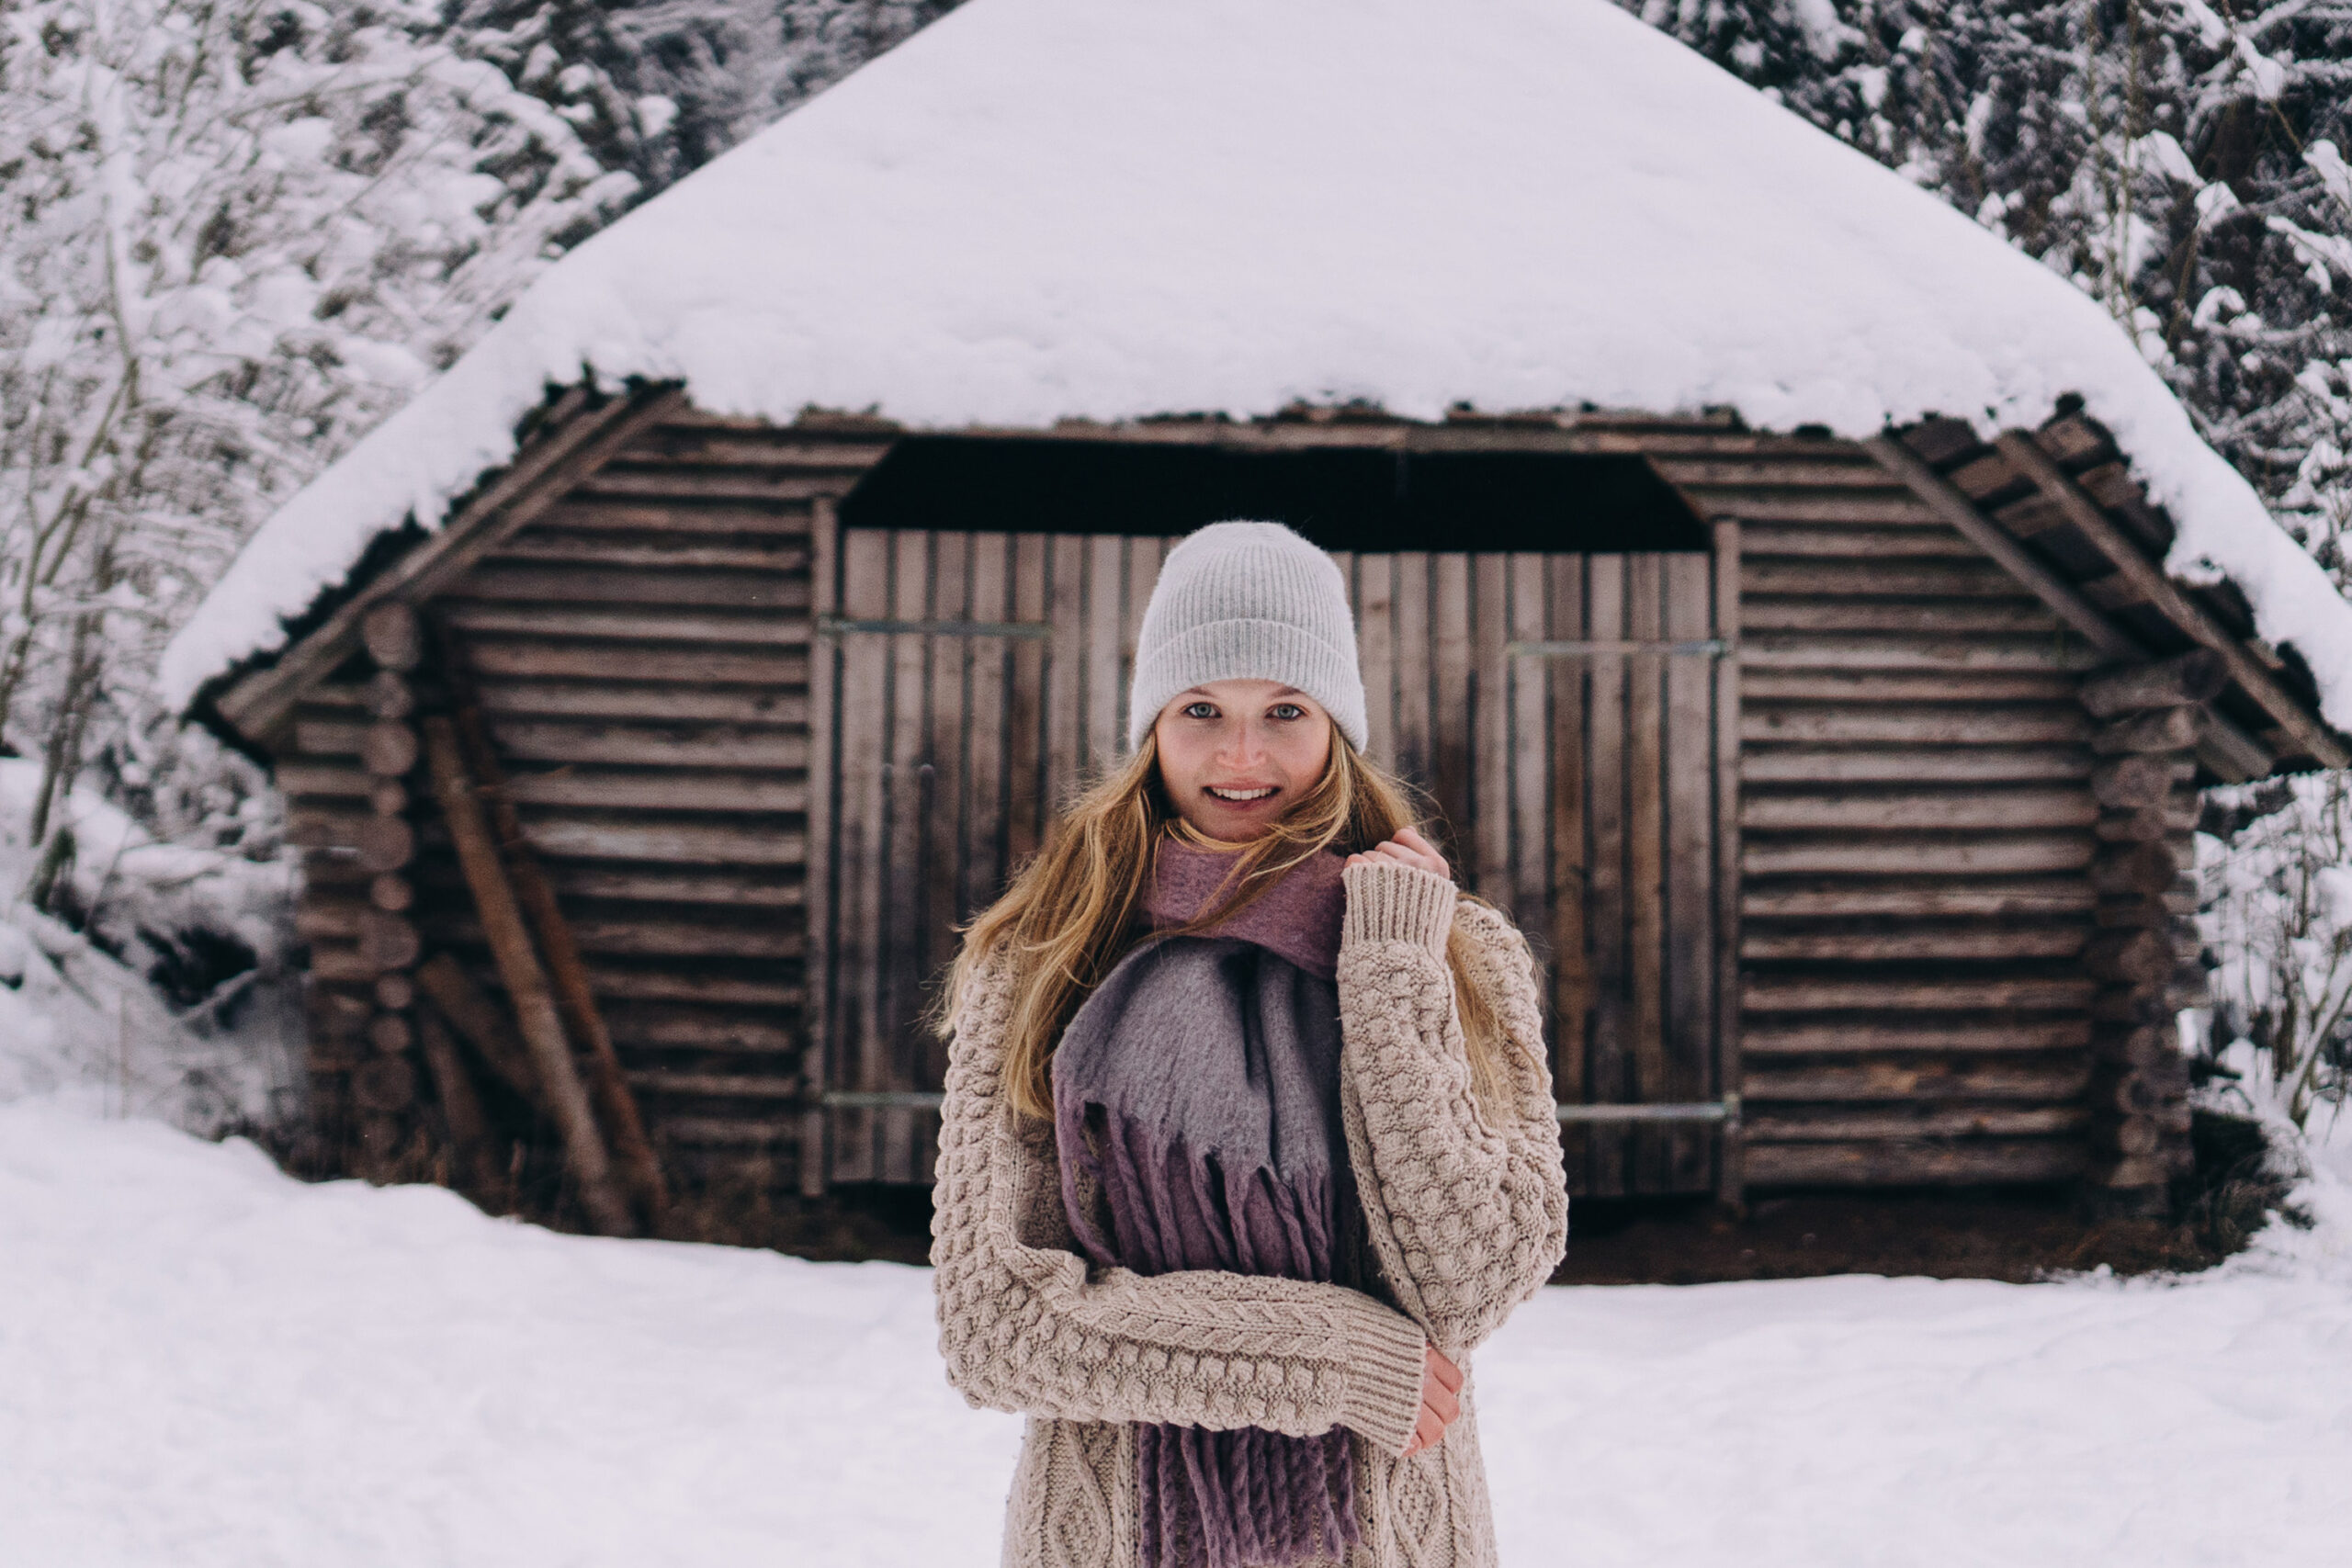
[930,521,1567,1568]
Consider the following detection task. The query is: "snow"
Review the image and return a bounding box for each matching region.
[0,760,299,1134]
[5,1100,2351,1566]
[160,0,2352,728]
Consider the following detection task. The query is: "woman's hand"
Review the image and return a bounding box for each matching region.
[1399,1343,1463,1457]
[1344,824,1451,881]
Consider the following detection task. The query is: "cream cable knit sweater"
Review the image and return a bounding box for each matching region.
[932,858,1570,1568]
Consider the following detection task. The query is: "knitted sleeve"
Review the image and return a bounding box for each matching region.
[1335,860,1570,1357]
[928,945,1430,1454]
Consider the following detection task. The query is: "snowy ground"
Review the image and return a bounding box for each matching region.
[5,1100,2349,1567]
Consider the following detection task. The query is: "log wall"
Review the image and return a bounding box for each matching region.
[272,404,2264,1203]
[1660,434,2101,1187]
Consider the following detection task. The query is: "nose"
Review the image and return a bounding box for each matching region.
[1217,717,1268,766]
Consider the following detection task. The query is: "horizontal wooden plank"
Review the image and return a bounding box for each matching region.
[447,563,811,610]
[1744,1058,2091,1104]
[584,967,802,1007]
[441,604,812,646]
[489,533,813,572]
[1744,705,2087,745]
[1743,788,2096,832]
[614,431,893,468]
[1743,975,2098,1012]
[476,681,808,725]
[424,908,804,958]
[606,1008,800,1053]
[1741,599,2060,636]
[521,818,809,866]
[1745,1138,2086,1187]
[1653,458,1903,490]
[291,719,368,758]
[465,639,810,686]
[650,1117,802,1149]
[1742,558,2027,598]
[1740,924,2088,962]
[1738,669,2083,705]
[278,761,374,799]
[503,768,809,814]
[571,468,848,502]
[1745,1105,2090,1141]
[1742,1017,2094,1055]
[418,859,804,909]
[1740,747,2091,784]
[1743,877,2098,919]
[1740,635,2102,672]
[625,1070,803,1101]
[1744,832,2095,877]
[491,720,808,769]
[1736,525,1984,559]
[1684,490,1945,525]
[536,501,813,536]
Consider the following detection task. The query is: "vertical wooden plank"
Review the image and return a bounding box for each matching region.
[1121,537,1160,760]
[880,529,932,1183]
[1584,555,1628,1197]
[916,531,970,1181]
[1045,535,1087,846]
[799,498,841,1196]
[1625,553,1669,1193]
[1356,554,1396,771]
[830,528,893,1184]
[1007,534,1049,868]
[1430,554,1473,871]
[1508,555,1552,988]
[1470,554,1511,903]
[965,534,1012,920]
[1713,521,1746,1211]
[1391,552,1431,794]
[1663,550,1716,1193]
[1085,533,1125,781]
[1547,556,1589,1191]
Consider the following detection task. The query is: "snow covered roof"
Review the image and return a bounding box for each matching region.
[164,0,2352,727]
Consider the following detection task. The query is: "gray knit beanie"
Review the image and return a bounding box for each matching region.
[1127,521,1368,752]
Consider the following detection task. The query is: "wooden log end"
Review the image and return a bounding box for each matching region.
[367,1011,414,1055]
[362,602,424,672]
[2079,651,2227,719]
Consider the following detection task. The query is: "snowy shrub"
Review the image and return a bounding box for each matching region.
[2200,773,2352,1128]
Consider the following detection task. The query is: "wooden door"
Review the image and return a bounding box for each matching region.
[809,524,1737,1195]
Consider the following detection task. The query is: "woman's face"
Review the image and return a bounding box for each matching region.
[1151,679,1334,841]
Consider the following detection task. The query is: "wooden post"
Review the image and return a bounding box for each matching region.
[801,495,842,1197]
[421,715,637,1237]
[415,1006,507,1204]
[1710,520,1745,1213]
[426,617,668,1226]
[414,952,544,1106]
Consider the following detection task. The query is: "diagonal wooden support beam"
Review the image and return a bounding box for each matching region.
[216,383,688,741]
[1868,434,2276,782]
[1993,431,2347,770]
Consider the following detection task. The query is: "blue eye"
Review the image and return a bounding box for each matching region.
[1183,702,1216,719]
[1271,704,1303,721]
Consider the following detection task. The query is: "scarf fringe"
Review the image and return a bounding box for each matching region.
[1057,1099,1361,1568]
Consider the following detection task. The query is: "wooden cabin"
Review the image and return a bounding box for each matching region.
[166,0,2352,1229]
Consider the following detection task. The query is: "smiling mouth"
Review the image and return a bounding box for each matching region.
[1206,785,1276,802]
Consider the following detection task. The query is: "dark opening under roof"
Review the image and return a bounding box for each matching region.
[838,436,1710,552]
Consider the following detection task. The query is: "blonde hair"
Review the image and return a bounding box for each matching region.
[929,722,1515,1122]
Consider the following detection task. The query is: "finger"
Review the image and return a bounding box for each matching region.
[1430,1349,1464,1393]
[1413,1406,1444,1451]
[1428,1381,1459,1425]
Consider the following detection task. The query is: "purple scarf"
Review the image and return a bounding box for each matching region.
[1052,837,1361,1568]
